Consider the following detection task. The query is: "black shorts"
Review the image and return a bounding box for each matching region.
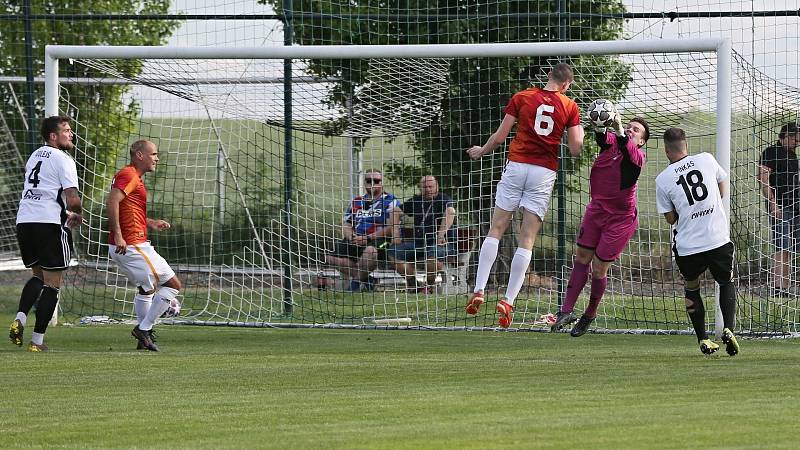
[674,241,734,283]
[16,223,74,271]
[329,238,390,261]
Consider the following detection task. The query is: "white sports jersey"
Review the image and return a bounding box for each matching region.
[16,145,80,225]
[655,152,729,256]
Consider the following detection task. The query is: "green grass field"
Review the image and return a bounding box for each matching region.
[2,318,799,448]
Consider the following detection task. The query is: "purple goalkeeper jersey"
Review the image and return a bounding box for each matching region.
[587,131,645,215]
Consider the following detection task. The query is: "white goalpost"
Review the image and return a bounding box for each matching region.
[41,38,781,336]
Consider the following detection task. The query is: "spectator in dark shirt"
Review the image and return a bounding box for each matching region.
[758,122,800,296]
[389,175,456,292]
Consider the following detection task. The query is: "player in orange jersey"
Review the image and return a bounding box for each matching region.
[107,139,181,351]
[464,63,584,328]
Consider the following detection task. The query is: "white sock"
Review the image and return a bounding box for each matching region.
[134,293,154,324]
[31,332,44,345]
[504,247,532,306]
[15,312,27,327]
[139,287,179,331]
[473,237,500,293]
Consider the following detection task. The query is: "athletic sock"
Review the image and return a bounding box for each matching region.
[718,282,737,330]
[139,287,179,331]
[31,332,44,346]
[134,293,154,324]
[584,276,608,318]
[33,285,59,335]
[15,312,27,327]
[17,276,44,317]
[503,247,532,306]
[684,289,707,341]
[561,261,590,313]
[473,236,499,293]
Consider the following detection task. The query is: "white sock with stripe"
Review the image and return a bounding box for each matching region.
[139,287,179,331]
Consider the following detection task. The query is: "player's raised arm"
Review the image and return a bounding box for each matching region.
[467,114,516,159]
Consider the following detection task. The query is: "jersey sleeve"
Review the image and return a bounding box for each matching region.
[623,139,645,167]
[595,131,613,150]
[343,199,355,224]
[111,168,139,196]
[565,99,581,128]
[503,93,520,118]
[59,155,80,190]
[655,180,674,214]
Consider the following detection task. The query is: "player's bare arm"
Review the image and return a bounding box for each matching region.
[663,211,678,225]
[757,164,781,219]
[63,187,84,228]
[467,114,516,159]
[146,218,171,231]
[567,124,584,156]
[106,187,127,254]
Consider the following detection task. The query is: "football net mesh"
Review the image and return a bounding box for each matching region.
[51,48,799,335]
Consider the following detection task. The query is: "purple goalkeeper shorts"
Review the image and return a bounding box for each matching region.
[576,204,638,262]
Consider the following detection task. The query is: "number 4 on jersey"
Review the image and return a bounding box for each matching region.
[27,161,42,188]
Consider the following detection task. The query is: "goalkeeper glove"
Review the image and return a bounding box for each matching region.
[612,112,625,136]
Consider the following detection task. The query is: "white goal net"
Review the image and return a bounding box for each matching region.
[41,40,800,336]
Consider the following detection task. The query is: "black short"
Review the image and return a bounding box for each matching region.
[328,238,390,261]
[675,241,734,283]
[16,223,74,271]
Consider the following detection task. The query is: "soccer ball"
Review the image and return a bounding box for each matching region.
[161,298,181,318]
[587,99,617,128]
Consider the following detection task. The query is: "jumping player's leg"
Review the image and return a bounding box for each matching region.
[472,206,513,294]
[465,206,511,315]
[582,213,638,318]
[503,209,541,307]
[561,207,604,315]
[495,163,555,322]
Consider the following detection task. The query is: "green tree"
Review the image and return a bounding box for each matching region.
[261,0,630,200]
[0,1,179,199]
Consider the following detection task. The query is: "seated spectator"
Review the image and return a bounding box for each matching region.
[326,169,400,291]
[389,175,457,292]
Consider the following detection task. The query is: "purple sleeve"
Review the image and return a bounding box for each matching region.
[624,139,645,167]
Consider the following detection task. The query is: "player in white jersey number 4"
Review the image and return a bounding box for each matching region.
[10,116,84,352]
[655,128,739,356]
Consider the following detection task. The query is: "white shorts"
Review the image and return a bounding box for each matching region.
[109,242,176,292]
[494,161,557,220]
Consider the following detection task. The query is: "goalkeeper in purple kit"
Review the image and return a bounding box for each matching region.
[552,109,650,336]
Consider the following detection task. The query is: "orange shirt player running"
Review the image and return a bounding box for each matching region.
[504,86,581,171]
[108,165,148,246]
